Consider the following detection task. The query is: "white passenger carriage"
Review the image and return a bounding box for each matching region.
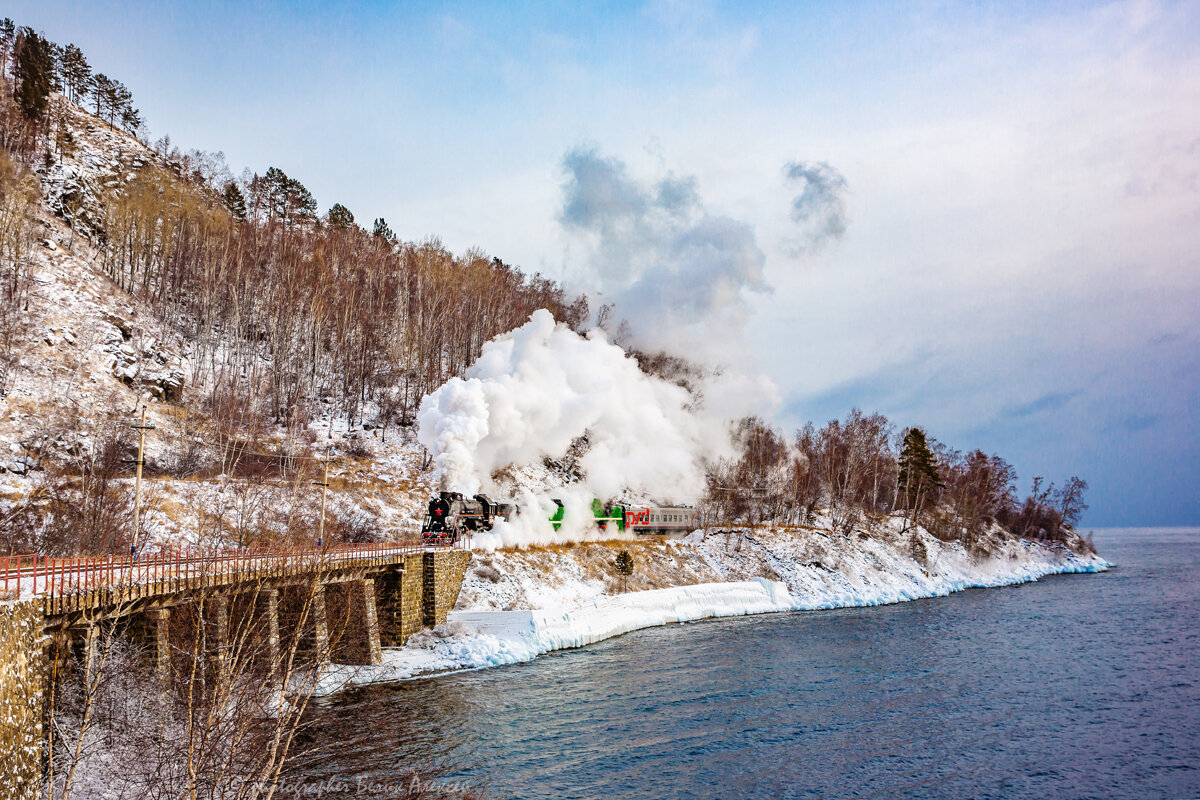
[625,506,698,536]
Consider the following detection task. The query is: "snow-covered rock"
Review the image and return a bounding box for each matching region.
[40,161,107,236]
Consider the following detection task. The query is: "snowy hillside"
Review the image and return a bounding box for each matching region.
[0,96,447,547]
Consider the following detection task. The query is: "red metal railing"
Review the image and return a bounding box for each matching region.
[0,541,458,602]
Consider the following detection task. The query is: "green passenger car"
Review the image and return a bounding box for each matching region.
[548,499,626,532]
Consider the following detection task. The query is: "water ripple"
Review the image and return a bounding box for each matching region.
[288,529,1199,799]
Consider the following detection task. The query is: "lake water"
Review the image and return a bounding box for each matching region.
[289,528,1199,799]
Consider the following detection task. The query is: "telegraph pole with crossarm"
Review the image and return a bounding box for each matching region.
[130,405,155,553]
[313,447,330,548]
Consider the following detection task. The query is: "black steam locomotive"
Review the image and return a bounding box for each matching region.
[421,491,515,544]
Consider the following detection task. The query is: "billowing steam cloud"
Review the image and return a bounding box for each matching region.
[559,148,768,358]
[784,160,848,252]
[416,149,837,549]
[417,310,739,547]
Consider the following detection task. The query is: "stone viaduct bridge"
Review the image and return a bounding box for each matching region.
[0,542,472,798]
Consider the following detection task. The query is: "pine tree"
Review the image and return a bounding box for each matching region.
[614,549,634,593]
[326,202,355,229]
[221,181,247,222]
[53,117,76,158]
[60,44,91,105]
[120,104,142,134]
[46,41,65,93]
[372,217,396,244]
[13,27,54,123]
[897,427,943,528]
[106,79,132,127]
[0,19,15,77]
[286,179,316,225]
[92,73,114,119]
[260,167,317,227]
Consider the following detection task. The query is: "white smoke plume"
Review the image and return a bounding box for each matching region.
[558,147,769,360]
[417,310,743,547]
[471,487,624,551]
[784,160,849,252]
[418,309,726,499]
[417,148,843,549]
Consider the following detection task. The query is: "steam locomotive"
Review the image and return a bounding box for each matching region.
[421,492,515,545]
[420,491,697,544]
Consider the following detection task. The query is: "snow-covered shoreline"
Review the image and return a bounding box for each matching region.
[315,578,794,693]
[316,531,1109,693]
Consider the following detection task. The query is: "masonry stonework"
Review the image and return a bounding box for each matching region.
[0,600,46,800]
[423,550,471,627]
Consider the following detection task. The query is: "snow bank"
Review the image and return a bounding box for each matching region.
[457,523,1110,613]
[311,523,1108,694]
[315,579,793,693]
[314,527,1107,694]
[671,527,1110,612]
[775,537,1108,611]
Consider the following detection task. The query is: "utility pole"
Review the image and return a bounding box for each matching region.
[313,447,330,548]
[130,405,155,554]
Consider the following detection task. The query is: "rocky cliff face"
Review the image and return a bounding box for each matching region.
[38,101,167,238]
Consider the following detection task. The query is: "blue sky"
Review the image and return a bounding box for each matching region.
[9,0,1200,525]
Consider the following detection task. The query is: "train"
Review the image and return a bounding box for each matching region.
[420,491,698,544]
